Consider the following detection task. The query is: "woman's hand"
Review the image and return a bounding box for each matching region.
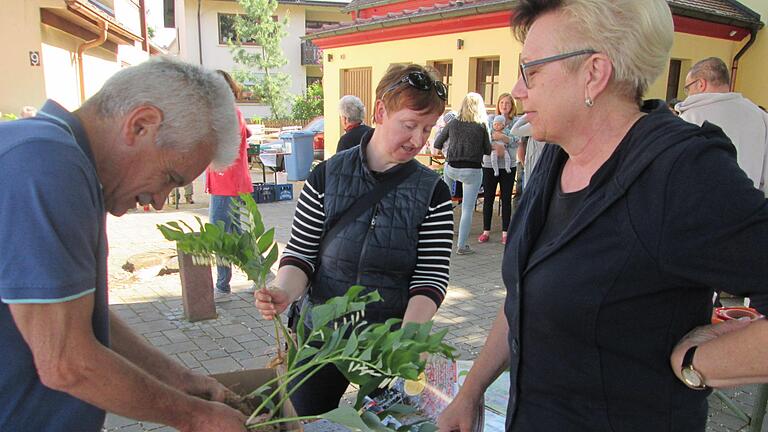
[491,131,509,142]
[254,286,293,320]
[437,392,481,432]
[669,318,752,383]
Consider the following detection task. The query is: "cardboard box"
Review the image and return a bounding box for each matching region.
[212,369,303,431]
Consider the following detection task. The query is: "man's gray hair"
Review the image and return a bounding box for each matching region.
[338,95,366,123]
[82,57,239,170]
[689,57,731,87]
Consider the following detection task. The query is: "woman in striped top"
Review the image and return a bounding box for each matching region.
[254,63,454,416]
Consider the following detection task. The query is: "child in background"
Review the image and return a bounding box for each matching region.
[490,115,512,176]
[430,111,457,154]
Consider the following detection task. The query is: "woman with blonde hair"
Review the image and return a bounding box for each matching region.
[438,0,768,430]
[434,92,492,255]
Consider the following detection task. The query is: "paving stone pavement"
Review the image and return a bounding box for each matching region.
[102,176,766,431]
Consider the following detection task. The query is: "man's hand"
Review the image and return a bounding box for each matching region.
[437,393,481,432]
[254,286,293,320]
[183,400,247,432]
[181,371,238,403]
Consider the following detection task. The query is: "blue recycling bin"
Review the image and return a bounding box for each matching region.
[281,130,315,181]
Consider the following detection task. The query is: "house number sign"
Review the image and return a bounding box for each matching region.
[29,51,41,66]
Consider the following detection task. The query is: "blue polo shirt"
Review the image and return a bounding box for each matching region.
[0,100,109,431]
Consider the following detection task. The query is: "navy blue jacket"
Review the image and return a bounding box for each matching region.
[502,100,768,431]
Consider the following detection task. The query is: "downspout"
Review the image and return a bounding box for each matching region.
[731,29,758,92]
[139,0,149,52]
[197,0,203,65]
[77,20,108,104]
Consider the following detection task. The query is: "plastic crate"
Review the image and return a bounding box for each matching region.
[275,183,294,201]
[252,183,276,203]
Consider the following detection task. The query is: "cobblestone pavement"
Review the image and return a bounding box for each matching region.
[102,176,766,432]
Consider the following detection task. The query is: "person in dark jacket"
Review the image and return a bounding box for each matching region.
[336,95,373,153]
[433,92,492,255]
[438,1,768,431]
[254,64,454,416]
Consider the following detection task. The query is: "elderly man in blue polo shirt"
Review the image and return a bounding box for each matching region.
[0,58,247,431]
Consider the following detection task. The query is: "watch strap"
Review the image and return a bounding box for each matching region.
[682,345,698,369]
[682,345,707,389]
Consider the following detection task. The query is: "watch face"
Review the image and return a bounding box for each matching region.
[682,367,703,388]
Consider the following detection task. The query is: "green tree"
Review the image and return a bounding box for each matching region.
[229,0,291,119]
[291,81,323,121]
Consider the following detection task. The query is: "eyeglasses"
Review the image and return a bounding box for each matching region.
[519,49,598,89]
[382,71,448,101]
[683,79,701,95]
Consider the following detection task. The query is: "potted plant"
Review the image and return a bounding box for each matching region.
[158,194,455,431]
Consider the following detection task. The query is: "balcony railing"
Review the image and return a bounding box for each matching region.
[301,40,322,66]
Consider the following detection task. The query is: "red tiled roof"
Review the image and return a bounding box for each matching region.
[667,0,759,22]
[308,0,761,41]
[309,0,509,34]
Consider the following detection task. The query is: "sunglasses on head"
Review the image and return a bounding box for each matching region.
[382,71,448,101]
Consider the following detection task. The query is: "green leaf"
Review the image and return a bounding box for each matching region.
[360,410,393,432]
[293,345,319,365]
[319,407,374,432]
[379,403,416,416]
[342,330,358,357]
[311,304,336,329]
[257,228,275,253]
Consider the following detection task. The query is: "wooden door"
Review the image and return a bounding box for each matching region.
[341,67,373,124]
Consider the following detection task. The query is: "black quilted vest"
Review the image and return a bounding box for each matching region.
[310,140,440,323]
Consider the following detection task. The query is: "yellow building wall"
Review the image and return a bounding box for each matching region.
[733,0,768,107]
[1,0,149,115]
[40,25,120,111]
[0,1,46,116]
[647,32,738,101]
[321,13,766,158]
[322,26,521,158]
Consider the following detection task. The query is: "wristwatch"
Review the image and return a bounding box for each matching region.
[681,345,707,390]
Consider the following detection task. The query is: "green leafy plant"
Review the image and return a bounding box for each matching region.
[157,193,278,288]
[157,194,455,431]
[291,82,323,121]
[246,286,454,431]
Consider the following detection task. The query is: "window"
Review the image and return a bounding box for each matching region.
[218,13,260,45]
[475,58,500,106]
[433,61,453,103]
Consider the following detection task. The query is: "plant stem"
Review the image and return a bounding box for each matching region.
[247,353,343,423]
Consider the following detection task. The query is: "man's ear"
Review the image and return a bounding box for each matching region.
[122,105,164,147]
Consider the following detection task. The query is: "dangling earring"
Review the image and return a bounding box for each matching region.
[585,96,594,108]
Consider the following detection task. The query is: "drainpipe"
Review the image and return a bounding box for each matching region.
[77,20,109,104]
[138,0,149,52]
[731,29,758,92]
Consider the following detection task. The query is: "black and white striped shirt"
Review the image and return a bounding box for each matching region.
[280,162,454,307]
